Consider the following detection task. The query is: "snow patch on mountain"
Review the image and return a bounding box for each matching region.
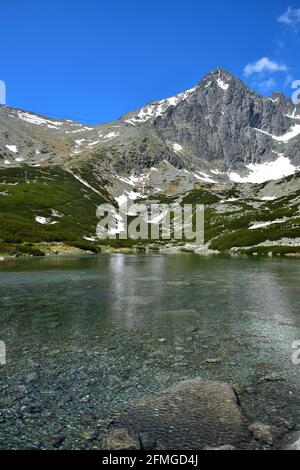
[193,171,217,184]
[103,132,119,140]
[216,78,229,91]
[220,197,240,204]
[84,236,98,242]
[35,216,58,225]
[173,143,183,154]
[66,127,94,134]
[87,140,100,147]
[255,124,300,142]
[124,87,196,126]
[6,145,18,153]
[249,217,289,230]
[17,111,63,128]
[51,209,64,218]
[260,196,277,201]
[116,174,145,186]
[229,155,298,184]
[285,109,300,120]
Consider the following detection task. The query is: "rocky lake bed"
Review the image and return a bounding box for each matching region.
[0,254,299,450]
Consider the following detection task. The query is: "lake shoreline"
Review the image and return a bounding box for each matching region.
[0,242,300,262]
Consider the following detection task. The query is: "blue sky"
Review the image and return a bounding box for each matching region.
[1,0,300,123]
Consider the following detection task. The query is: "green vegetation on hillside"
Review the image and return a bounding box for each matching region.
[0,166,299,256]
[0,166,108,248]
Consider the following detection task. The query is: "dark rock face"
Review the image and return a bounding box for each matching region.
[154,69,300,170]
[103,379,250,450]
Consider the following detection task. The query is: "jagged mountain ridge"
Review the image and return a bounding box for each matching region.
[0,68,300,184]
[154,69,300,171]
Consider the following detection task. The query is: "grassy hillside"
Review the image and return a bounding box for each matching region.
[0,166,110,254]
[0,166,299,256]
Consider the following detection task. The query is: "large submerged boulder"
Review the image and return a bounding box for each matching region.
[103,379,250,450]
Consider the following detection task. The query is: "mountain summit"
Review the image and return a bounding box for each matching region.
[0,68,299,181]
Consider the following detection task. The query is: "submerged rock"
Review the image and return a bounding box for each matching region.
[81,431,98,442]
[205,358,222,364]
[103,379,249,450]
[248,423,275,445]
[45,434,66,448]
[102,428,140,450]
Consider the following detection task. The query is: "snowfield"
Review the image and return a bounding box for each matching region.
[229,155,298,184]
[5,145,18,153]
[255,124,300,143]
[216,78,229,90]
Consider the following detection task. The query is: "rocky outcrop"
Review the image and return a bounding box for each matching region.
[154,69,300,171]
[102,379,250,450]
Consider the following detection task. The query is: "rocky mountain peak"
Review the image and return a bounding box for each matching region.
[198,68,238,90]
[0,68,299,183]
[203,67,235,80]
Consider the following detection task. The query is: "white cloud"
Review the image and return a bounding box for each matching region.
[278,7,300,30]
[275,39,285,53]
[284,73,294,87]
[244,57,288,77]
[259,77,277,92]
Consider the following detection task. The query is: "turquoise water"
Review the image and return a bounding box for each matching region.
[0,254,299,449]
